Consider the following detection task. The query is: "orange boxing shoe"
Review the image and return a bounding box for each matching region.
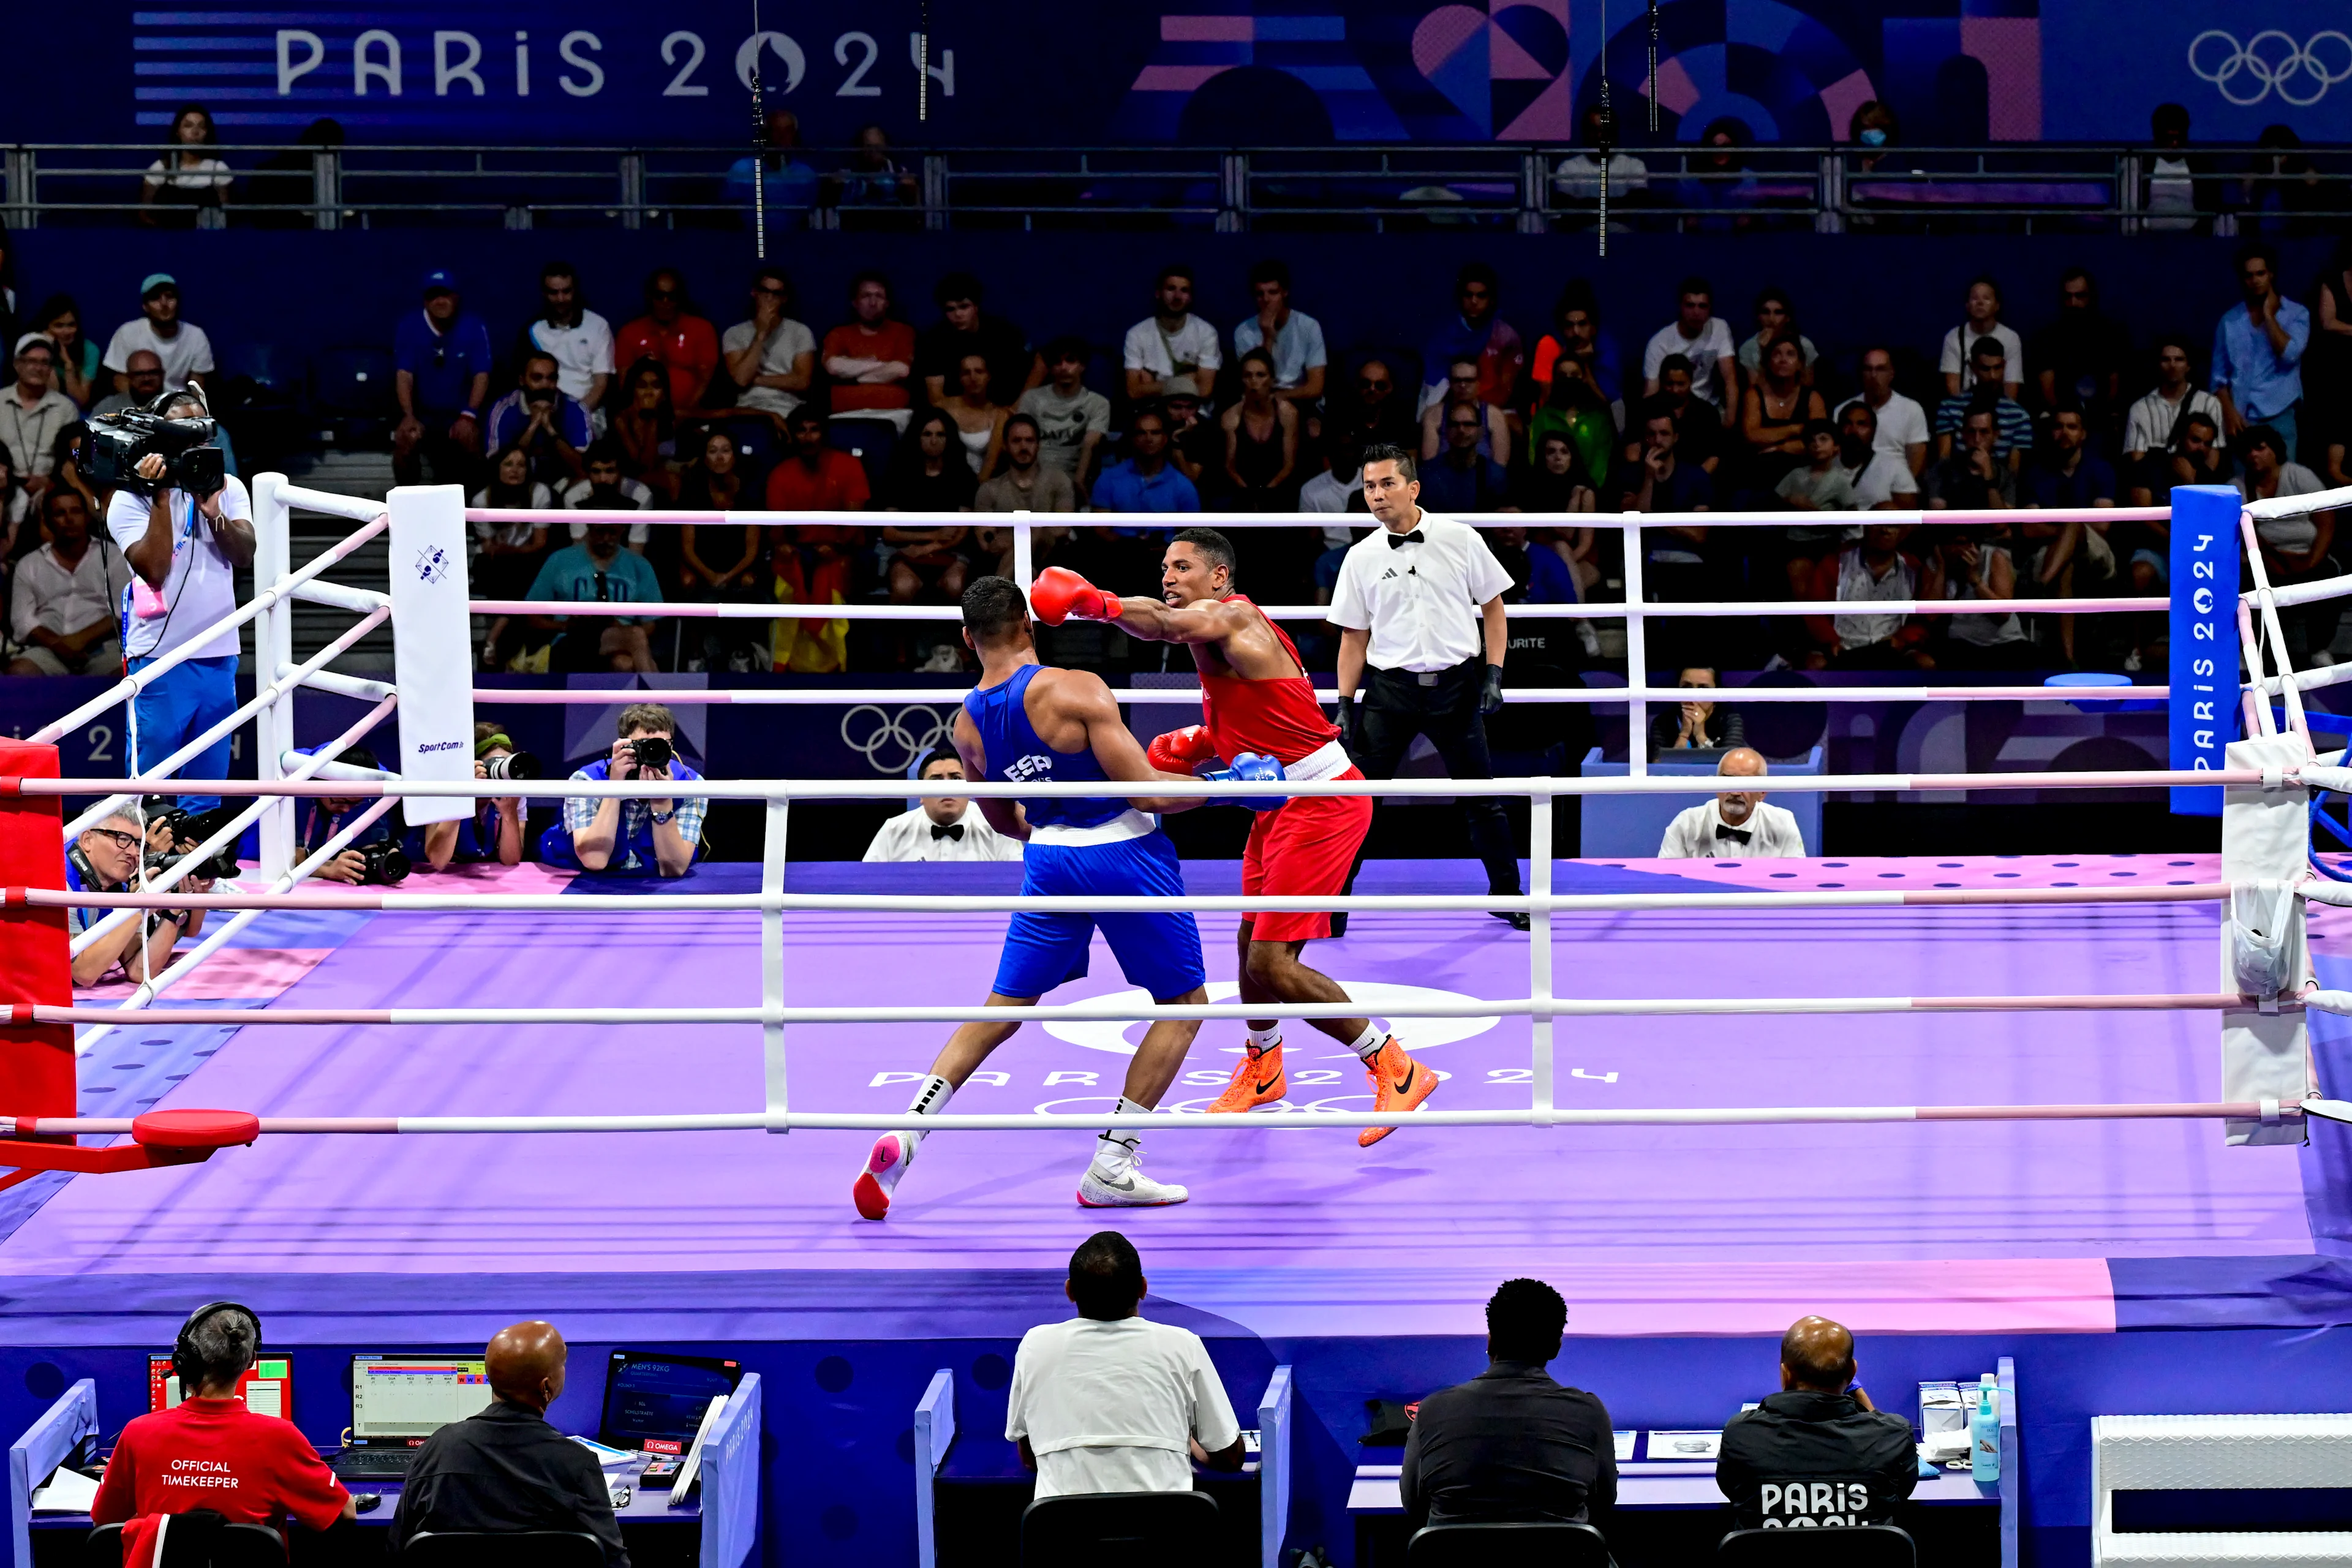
[1205,1043,1286,1113]
[1359,1036,1435,1147]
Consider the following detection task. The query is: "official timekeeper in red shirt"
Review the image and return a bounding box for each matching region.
[92,1303,353,1568]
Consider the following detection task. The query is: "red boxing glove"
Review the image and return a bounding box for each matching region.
[1028,565,1122,627]
[1148,725,1222,775]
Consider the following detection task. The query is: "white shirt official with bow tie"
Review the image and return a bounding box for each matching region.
[864,753,1026,863]
[1657,796,1804,858]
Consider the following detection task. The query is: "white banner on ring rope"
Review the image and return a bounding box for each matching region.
[387,484,475,825]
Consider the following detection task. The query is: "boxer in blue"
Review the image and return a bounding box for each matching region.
[853,575,1283,1219]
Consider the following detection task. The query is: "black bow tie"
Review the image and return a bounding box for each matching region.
[1388,529,1426,549]
[1714,823,1752,845]
[930,822,965,842]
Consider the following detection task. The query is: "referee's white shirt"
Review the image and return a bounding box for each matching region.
[1657,798,1806,858]
[1328,510,1514,673]
[862,806,1024,862]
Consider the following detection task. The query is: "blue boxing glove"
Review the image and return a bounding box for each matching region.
[1204,752,1289,813]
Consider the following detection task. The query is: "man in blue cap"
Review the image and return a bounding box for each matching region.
[102,274,216,398]
[394,268,494,486]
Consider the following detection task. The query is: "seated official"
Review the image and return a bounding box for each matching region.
[540,701,705,877]
[864,747,1022,863]
[64,810,212,987]
[1648,665,1746,760]
[1402,1278,1616,1530]
[390,1320,627,1566]
[416,722,529,871]
[1007,1232,1245,1499]
[294,745,401,884]
[1658,748,1803,858]
[1717,1316,1918,1531]
[92,1305,353,1568]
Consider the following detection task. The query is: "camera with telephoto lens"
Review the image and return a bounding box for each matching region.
[628,736,674,772]
[481,750,541,782]
[84,390,227,499]
[352,840,411,886]
[141,803,245,882]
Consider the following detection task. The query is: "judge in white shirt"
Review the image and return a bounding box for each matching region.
[863,748,1022,863]
[1007,1232,1245,1499]
[1659,748,1806,858]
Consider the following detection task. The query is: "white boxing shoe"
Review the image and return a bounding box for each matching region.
[1076,1137,1189,1208]
[853,1130,918,1220]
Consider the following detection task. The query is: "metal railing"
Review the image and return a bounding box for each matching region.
[7,142,2350,232]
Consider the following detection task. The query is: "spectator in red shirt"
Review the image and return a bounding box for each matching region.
[823,270,917,418]
[615,268,720,415]
[93,1305,353,1568]
[766,405,873,512]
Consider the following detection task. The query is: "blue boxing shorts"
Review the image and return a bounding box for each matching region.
[993,823,1205,1003]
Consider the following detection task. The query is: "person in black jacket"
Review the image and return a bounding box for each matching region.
[1716,1316,1918,1530]
[389,1320,628,1566]
[1401,1278,1616,1529]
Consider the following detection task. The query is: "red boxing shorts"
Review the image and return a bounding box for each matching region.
[1241,764,1373,943]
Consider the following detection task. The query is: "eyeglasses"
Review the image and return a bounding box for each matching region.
[86,827,140,851]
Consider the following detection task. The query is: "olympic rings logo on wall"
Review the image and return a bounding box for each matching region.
[2188,30,2352,107]
[842,704,955,774]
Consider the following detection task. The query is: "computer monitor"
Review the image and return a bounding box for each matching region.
[347,1355,493,1450]
[598,1351,743,1454]
[146,1354,292,1420]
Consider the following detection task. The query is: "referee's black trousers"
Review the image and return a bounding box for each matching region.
[1352,658,1524,897]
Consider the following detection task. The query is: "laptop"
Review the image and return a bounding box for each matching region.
[146,1354,292,1420]
[598,1351,743,1455]
[330,1355,492,1479]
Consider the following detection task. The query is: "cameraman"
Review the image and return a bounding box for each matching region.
[540,701,704,877]
[64,809,211,987]
[295,745,402,884]
[106,388,252,812]
[415,723,530,871]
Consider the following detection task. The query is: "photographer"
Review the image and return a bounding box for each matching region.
[104,387,251,811]
[293,745,408,885]
[64,809,211,987]
[540,702,704,877]
[415,722,532,871]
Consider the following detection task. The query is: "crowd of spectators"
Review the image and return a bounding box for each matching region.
[3,211,2350,679]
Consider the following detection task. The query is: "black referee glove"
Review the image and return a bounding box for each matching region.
[1336,699,1361,753]
[1479,664,1506,717]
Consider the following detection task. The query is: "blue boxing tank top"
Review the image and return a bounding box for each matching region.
[962,663,1130,832]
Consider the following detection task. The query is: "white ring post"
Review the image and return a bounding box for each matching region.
[1011,510,1035,590]
[251,472,296,881]
[762,797,791,1131]
[1621,514,1648,780]
[1529,791,1555,1122]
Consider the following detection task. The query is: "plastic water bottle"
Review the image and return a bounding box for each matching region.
[1970,1374,2001,1485]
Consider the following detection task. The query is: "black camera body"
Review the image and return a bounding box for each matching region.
[629,736,674,772]
[144,804,246,881]
[353,841,411,886]
[85,404,227,499]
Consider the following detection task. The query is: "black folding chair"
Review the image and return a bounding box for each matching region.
[1409,1518,1613,1565]
[85,1517,287,1568]
[1718,1523,1917,1568]
[401,1529,608,1567]
[1019,1490,1220,1566]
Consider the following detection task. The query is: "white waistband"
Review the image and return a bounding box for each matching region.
[1027,809,1158,848]
[1282,739,1352,783]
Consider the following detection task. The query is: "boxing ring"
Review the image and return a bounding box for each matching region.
[10,481,2352,1568]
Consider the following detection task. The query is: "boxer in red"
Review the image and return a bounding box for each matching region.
[1028,529,1439,1146]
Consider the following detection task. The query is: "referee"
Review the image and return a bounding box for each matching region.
[1329,442,1528,929]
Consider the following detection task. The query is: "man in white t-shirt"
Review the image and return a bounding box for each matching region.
[1007,1232,1245,1499]
[1123,265,1221,405]
[105,390,252,810]
[1658,748,1805,858]
[1642,275,1738,415]
[863,748,1023,863]
[101,274,216,396]
[1832,347,1929,477]
[719,265,816,419]
[1834,401,1918,510]
[525,262,614,423]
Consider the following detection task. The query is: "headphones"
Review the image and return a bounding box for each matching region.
[172,1302,262,1388]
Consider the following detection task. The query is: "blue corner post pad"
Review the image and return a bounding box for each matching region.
[2168,485,2244,818]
